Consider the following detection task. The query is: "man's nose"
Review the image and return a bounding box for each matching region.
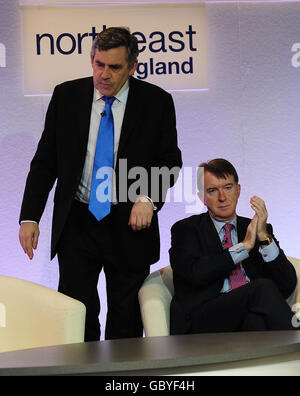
[102,66,111,79]
[218,189,226,201]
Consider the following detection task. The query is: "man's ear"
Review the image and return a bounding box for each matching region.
[197,191,207,206]
[237,183,241,199]
[129,59,138,76]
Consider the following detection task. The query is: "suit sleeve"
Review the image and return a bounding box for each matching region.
[150,93,182,211]
[260,224,297,298]
[19,86,59,223]
[169,220,236,287]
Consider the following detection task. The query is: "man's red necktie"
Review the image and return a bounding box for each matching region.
[222,223,248,290]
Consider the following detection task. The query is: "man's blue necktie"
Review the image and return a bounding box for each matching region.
[89,96,115,221]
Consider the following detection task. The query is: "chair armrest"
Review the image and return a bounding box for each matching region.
[0,275,86,353]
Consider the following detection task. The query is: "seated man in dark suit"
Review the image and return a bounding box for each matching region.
[170,158,298,335]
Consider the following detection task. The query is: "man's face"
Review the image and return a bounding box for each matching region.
[199,171,241,222]
[91,46,137,97]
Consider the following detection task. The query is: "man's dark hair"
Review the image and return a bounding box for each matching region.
[91,27,139,68]
[197,158,239,191]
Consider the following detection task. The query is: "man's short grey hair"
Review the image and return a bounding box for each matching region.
[91,26,139,68]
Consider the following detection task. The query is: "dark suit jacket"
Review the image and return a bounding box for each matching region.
[19,76,182,265]
[169,212,297,335]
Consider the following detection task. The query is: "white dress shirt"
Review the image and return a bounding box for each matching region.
[76,80,129,204]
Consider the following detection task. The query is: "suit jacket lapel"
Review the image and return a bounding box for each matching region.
[117,77,141,158]
[198,212,224,254]
[77,77,94,153]
[236,216,248,243]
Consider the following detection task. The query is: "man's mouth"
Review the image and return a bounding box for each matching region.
[99,82,111,88]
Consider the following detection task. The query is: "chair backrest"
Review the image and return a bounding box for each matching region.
[0,275,86,353]
[287,256,300,308]
[138,267,174,337]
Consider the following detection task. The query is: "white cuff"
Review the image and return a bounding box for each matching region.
[138,196,157,211]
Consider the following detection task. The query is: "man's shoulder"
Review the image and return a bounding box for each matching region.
[54,76,93,93]
[171,213,207,232]
[237,215,251,224]
[129,76,171,98]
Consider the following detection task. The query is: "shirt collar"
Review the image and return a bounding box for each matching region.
[94,79,130,104]
[210,214,237,234]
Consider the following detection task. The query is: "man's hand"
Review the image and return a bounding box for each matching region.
[242,214,258,252]
[250,195,269,241]
[19,222,40,260]
[128,197,154,232]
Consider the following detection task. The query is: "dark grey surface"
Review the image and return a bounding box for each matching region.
[0,331,300,376]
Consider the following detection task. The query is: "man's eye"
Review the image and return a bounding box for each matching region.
[111,65,121,71]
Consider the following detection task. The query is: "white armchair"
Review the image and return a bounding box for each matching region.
[138,257,300,337]
[0,275,86,353]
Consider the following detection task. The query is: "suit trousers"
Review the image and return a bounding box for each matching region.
[56,200,149,342]
[190,279,296,334]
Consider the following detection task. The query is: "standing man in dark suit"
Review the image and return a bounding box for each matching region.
[170,158,297,335]
[19,27,182,341]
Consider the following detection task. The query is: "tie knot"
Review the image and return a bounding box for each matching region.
[224,223,233,233]
[104,96,116,107]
